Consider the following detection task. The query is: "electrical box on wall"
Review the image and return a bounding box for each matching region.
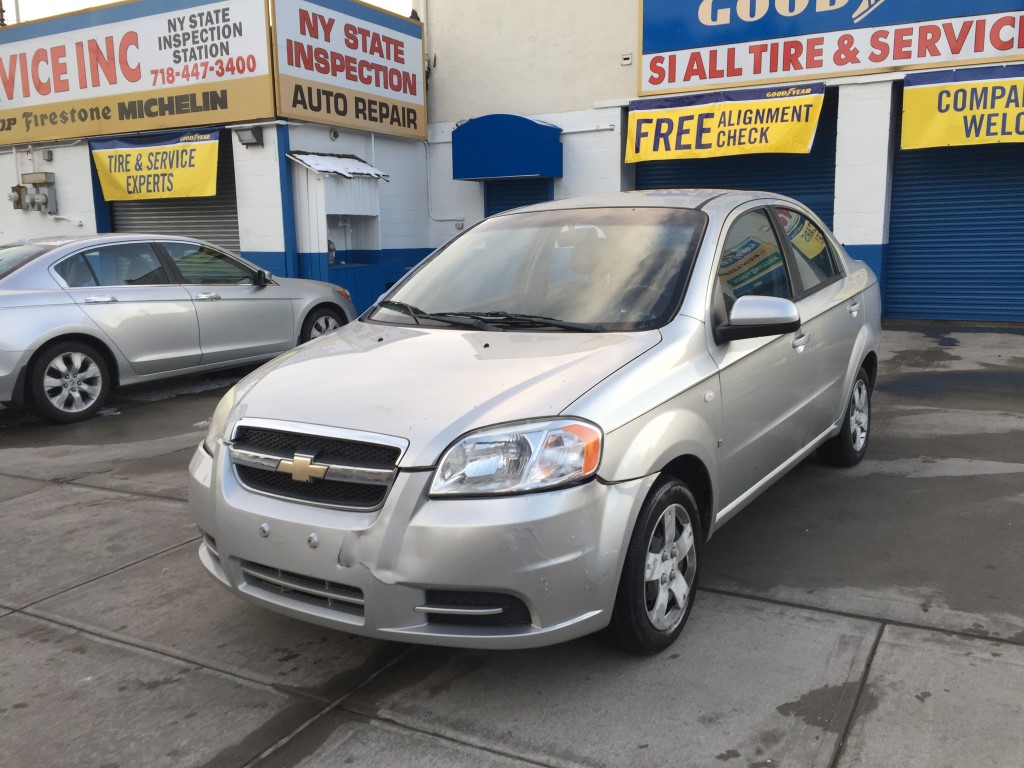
[19,172,58,214]
[8,185,26,209]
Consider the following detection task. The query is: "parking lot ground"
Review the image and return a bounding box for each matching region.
[0,322,1022,767]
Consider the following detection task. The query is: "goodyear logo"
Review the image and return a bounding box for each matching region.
[697,0,888,27]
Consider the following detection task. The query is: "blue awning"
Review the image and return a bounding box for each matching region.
[452,114,563,180]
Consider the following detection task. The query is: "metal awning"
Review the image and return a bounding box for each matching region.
[452,114,563,180]
[287,152,389,180]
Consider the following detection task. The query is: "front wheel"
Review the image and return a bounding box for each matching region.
[300,306,345,343]
[606,478,702,655]
[818,367,871,467]
[29,341,110,423]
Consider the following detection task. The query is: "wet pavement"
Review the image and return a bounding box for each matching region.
[0,322,1021,767]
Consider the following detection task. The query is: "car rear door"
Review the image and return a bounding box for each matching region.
[54,242,202,375]
[159,241,294,365]
[773,206,863,442]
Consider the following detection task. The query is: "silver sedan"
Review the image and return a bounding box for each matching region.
[0,234,356,422]
[191,190,880,654]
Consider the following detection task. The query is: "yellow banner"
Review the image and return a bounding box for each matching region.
[627,85,824,163]
[902,67,1024,150]
[92,131,219,201]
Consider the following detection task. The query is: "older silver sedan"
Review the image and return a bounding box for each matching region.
[191,190,880,654]
[0,234,355,422]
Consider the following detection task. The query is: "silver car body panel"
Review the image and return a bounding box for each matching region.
[189,190,882,647]
[0,234,356,403]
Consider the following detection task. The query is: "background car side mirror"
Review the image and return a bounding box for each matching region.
[254,269,272,287]
[715,295,801,343]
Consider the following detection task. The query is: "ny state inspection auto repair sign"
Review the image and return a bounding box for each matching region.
[0,0,274,146]
[641,0,1024,95]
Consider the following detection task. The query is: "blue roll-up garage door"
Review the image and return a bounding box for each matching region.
[484,178,554,217]
[635,89,838,228]
[887,139,1024,322]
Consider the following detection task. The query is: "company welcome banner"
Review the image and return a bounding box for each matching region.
[91,130,219,200]
[902,64,1024,149]
[627,84,824,162]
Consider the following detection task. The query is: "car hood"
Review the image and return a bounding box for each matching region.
[228,320,662,466]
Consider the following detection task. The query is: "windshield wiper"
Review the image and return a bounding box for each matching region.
[451,311,608,332]
[377,301,499,331]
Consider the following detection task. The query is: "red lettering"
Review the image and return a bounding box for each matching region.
[88,37,117,87]
[51,46,69,93]
[807,37,824,68]
[30,48,50,96]
[783,40,803,71]
[649,55,665,85]
[942,21,971,55]
[991,17,1014,51]
[917,25,941,57]
[868,30,889,62]
[893,27,913,60]
[118,32,140,83]
[0,54,19,100]
[975,19,986,53]
[684,52,707,81]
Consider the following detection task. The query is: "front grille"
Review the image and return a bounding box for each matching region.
[423,590,533,628]
[230,425,402,509]
[236,466,387,508]
[240,559,364,618]
[233,426,400,468]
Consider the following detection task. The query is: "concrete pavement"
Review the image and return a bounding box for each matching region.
[0,322,1021,767]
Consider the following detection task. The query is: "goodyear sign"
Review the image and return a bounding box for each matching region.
[0,0,274,146]
[902,64,1024,149]
[641,1,1024,95]
[627,84,824,162]
[91,130,219,200]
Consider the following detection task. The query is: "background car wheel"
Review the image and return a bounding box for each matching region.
[300,306,345,343]
[606,478,702,655]
[29,341,110,423]
[818,367,872,467]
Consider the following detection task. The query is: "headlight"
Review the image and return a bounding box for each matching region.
[202,386,237,455]
[430,419,602,496]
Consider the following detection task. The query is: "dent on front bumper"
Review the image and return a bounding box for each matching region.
[188,443,655,649]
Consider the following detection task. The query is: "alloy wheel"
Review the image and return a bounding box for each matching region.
[644,503,697,632]
[42,351,103,414]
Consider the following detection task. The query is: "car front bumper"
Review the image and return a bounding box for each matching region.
[189,443,655,649]
[0,348,30,404]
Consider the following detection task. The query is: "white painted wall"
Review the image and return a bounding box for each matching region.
[231,128,286,254]
[833,82,895,248]
[0,142,98,239]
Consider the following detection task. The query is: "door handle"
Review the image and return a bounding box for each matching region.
[792,331,810,350]
[84,295,117,304]
[848,300,861,316]
[195,291,222,301]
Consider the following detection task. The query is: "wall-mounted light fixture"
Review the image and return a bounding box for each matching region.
[235,126,263,147]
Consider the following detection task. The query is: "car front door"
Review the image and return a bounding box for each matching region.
[707,207,818,511]
[774,206,864,443]
[160,241,294,365]
[54,243,202,375]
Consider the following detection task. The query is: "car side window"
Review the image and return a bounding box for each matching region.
[717,208,791,313]
[776,208,839,293]
[162,242,254,285]
[56,244,169,287]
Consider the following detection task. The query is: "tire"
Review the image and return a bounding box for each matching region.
[818,367,871,467]
[300,306,345,343]
[29,341,110,423]
[606,478,703,655]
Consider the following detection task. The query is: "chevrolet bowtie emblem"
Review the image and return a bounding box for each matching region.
[277,453,328,483]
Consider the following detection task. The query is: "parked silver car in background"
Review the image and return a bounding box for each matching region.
[0,234,356,422]
[191,190,881,654]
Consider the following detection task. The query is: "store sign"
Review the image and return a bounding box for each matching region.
[91,130,220,200]
[0,0,274,146]
[626,84,824,162]
[641,1,1024,95]
[273,0,426,139]
[902,64,1024,149]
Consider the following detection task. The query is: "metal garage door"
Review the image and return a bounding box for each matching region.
[111,131,241,253]
[635,89,839,228]
[887,140,1024,322]
[484,178,554,217]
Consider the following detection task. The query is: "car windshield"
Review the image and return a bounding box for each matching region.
[0,243,52,281]
[371,207,706,332]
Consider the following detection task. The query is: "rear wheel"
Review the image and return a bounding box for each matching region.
[30,341,110,423]
[818,367,871,467]
[606,478,702,655]
[300,306,345,343]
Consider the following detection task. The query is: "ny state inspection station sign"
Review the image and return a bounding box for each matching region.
[641,1,1024,95]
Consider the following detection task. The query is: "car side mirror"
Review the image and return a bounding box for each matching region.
[715,295,801,343]
[254,269,272,287]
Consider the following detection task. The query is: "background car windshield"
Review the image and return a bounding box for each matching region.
[0,244,51,281]
[378,207,706,331]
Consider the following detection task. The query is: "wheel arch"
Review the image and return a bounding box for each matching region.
[299,302,348,344]
[861,350,878,389]
[25,333,121,400]
[659,454,713,543]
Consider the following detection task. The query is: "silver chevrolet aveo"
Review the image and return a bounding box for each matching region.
[191,191,881,654]
[0,234,356,423]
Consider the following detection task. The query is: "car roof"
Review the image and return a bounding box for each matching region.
[495,189,805,217]
[18,233,207,248]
